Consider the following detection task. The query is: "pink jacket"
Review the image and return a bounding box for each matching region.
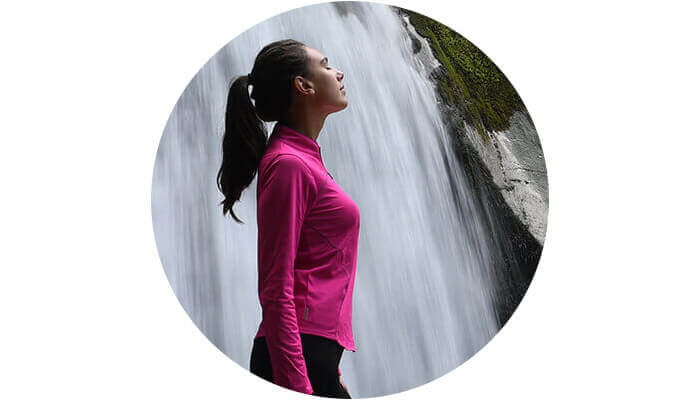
[255,122,360,394]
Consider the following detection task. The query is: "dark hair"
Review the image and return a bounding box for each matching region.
[217,39,310,223]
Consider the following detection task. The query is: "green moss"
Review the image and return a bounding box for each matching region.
[405,9,525,138]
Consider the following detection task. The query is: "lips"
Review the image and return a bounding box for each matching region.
[340,85,345,91]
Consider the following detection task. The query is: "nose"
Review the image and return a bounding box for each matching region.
[337,70,344,81]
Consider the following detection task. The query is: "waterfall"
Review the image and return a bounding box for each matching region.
[152,2,502,397]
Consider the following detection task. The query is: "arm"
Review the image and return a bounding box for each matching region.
[257,154,318,394]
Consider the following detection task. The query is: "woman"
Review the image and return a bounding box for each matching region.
[217,39,358,398]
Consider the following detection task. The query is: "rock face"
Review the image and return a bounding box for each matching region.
[461,113,548,244]
[397,7,547,325]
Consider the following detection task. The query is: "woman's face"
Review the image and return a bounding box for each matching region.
[303,46,347,114]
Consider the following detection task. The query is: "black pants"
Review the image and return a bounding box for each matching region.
[250,333,351,398]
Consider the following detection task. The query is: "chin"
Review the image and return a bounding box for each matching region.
[329,103,348,115]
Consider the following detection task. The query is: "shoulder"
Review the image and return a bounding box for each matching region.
[269,152,308,167]
[265,153,312,176]
[260,153,319,192]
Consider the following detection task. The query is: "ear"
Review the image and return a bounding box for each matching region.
[293,75,315,95]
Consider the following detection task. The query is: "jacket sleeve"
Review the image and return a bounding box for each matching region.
[257,154,318,394]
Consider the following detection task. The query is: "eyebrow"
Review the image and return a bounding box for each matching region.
[320,57,328,65]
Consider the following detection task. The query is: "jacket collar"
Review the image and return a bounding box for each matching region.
[271,122,322,161]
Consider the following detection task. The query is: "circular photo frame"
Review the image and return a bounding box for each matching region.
[151,2,548,398]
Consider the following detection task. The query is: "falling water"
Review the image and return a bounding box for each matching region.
[152,2,502,397]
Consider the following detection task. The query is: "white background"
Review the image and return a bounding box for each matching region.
[1,0,698,398]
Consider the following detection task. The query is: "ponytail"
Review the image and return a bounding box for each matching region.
[216,74,267,223]
[217,39,310,222]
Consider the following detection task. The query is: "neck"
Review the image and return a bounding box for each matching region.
[281,110,328,142]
